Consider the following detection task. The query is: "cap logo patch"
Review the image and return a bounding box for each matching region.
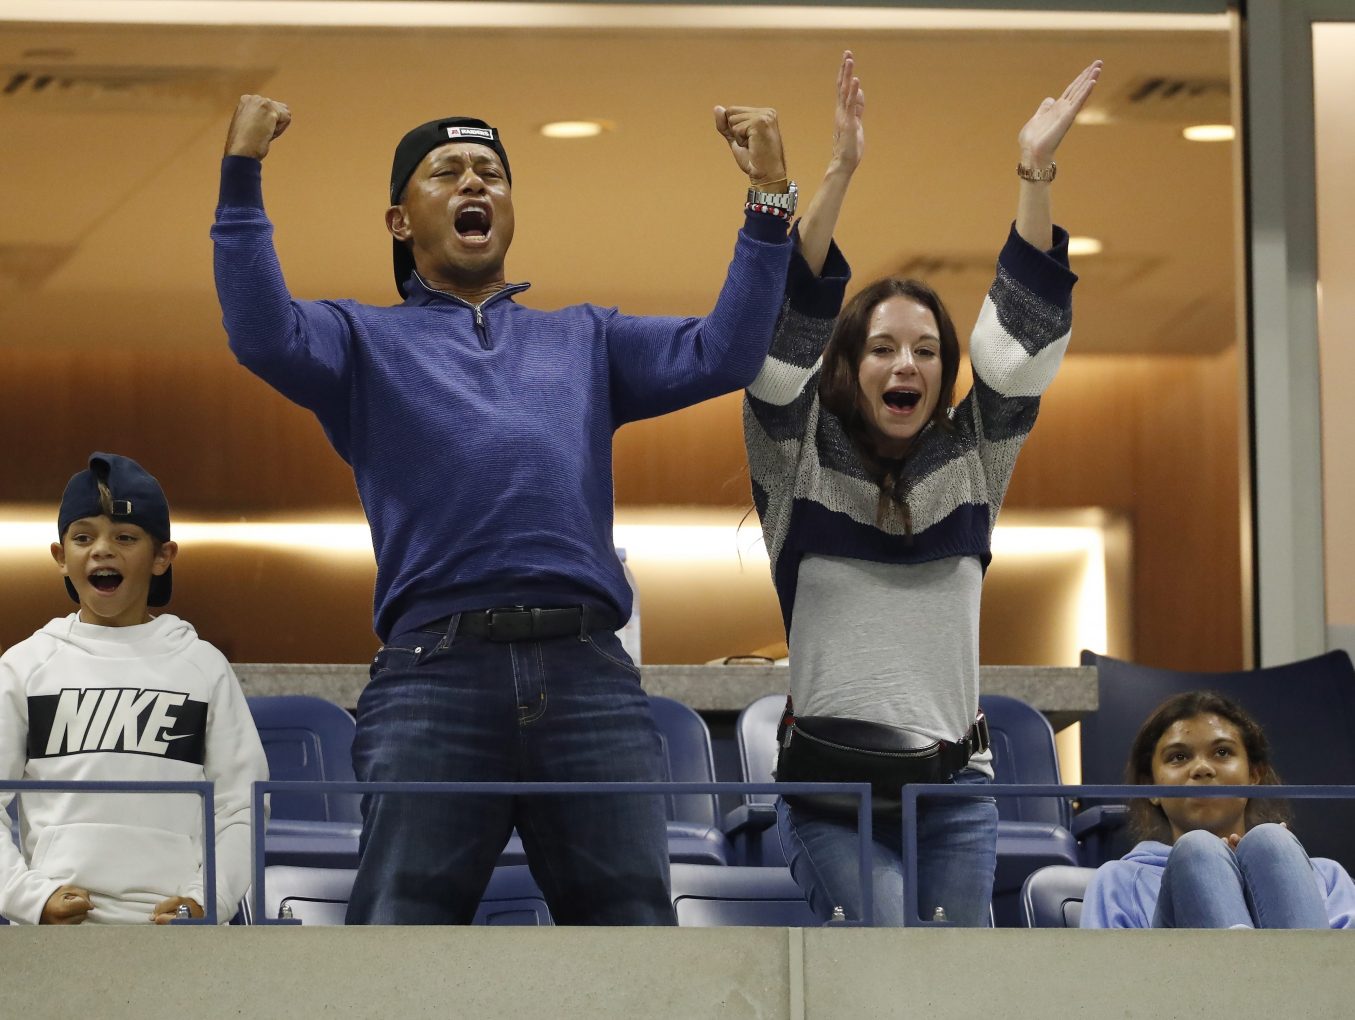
[445,125,495,141]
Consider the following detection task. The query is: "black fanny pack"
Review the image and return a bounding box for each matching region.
[775,697,990,799]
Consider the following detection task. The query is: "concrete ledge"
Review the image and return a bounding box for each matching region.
[3,927,1349,1019]
[5,927,790,1019]
[233,663,1097,726]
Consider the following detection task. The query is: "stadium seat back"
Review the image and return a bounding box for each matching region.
[1021,865,1097,928]
[247,695,361,824]
[669,863,818,926]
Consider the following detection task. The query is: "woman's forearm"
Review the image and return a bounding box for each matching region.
[799,163,856,276]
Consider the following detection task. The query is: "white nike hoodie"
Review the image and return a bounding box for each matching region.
[0,614,268,925]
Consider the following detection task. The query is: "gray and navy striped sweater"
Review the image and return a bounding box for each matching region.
[745,225,1076,754]
[746,223,1077,634]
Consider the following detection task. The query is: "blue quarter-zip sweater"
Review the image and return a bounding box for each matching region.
[212,156,791,641]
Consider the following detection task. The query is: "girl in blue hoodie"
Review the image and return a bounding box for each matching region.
[1081,690,1355,929]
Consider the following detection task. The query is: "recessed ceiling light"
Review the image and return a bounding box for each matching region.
[540,120,611,140]
[1068,236,1103,257]
[1182,124,1235,142]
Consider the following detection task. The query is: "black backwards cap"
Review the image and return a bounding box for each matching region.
[389,116,512,298]
[58,452,173,607]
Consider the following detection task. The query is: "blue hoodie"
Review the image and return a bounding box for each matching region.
[1081,839,1355,929]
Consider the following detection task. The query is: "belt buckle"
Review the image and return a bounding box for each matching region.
[486,605,530,642]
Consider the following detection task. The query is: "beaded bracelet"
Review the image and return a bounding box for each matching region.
[745,202,792,221]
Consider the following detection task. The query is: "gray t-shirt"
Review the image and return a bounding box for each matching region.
[789,553,994,776]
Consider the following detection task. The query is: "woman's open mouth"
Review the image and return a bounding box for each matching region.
[882,390,921,414]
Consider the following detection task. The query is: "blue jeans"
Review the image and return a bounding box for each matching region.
[1153,824,1329,929]
[345,615,676,925]
[777,769,999,926]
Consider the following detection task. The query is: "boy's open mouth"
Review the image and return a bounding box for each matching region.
[883,390,921,410]
[89,568,123,593]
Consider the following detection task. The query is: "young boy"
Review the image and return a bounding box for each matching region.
[0,452,267,925]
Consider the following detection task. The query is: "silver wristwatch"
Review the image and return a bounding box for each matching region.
[746,180,798,216]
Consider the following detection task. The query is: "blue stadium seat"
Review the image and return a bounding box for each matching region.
[1020,864,1096,928]
[250,865,352,925]
[472,866,554,926]
[1077,649,1355,871]
[669,863,818,926]
[255,863,819,926]
[246,696,363,868]
[249,864,553,925]
[980,694,1081,927]
[724,694,786,866]
[647,695,733,865]
[246,695,360,822]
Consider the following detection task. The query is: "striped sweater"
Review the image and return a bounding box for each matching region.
[746,223,1077,637]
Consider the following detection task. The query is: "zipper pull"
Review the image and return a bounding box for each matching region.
[473,305,490,349]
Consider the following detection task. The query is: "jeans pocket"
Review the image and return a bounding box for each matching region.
[369,643,423,682]
[581,632,642,681]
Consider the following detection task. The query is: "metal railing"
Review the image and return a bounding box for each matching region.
[248,780,874,925]
[9,778,1350,929]
[1,779,218,925]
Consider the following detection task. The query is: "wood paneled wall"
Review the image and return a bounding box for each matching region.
[1009,350,1245,671]
[0,348,361,512]
[0,344,1244,669]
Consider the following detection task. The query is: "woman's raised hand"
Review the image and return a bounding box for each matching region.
[797,50,865,277]
[1017,60,1102,168]
[829,50,866,175]
[1013,60,1102,251]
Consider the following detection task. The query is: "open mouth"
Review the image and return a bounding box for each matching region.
[454,203,492,241]
[882,390,921,411]
[88,568,123,593]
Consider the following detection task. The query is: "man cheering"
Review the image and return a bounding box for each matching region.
[212,95,794,924]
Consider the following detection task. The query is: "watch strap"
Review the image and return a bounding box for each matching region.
[746,179,798,217]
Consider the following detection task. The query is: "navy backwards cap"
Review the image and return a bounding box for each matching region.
[389,116,511,298]
[58,452,173,607]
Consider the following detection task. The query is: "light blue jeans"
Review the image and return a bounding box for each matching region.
[777,769,998,926]
[1153,823,1329,929]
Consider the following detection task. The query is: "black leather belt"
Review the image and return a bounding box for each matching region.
[451,605,618,643]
